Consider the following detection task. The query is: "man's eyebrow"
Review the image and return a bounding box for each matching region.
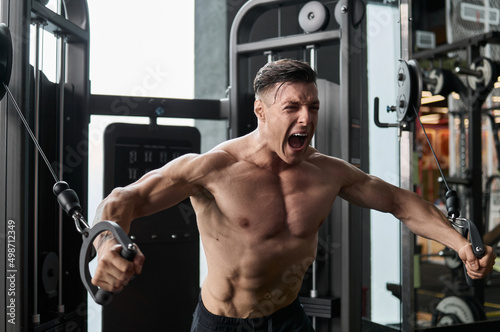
[282,100,320,105]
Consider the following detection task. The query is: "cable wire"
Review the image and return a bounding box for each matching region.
[413,105,451,192]
[4,82,59,183]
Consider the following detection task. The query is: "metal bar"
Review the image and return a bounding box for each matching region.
[236,30,340,56]
[32,19,42,325]
[31,1,88,43]
[400,127,415,332]
[399,1,415,331]
[57,31,67,314]
[88,95,225,120]
[339,0,357,331]
[468,46,485,305]
[464,44,485,304]
[413,31,500,60]
[309,45,318,331]
[229,0,319,138]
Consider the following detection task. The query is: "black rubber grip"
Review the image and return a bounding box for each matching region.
[463,219,485,287]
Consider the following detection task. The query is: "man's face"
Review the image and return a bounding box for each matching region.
[256,81,319,165]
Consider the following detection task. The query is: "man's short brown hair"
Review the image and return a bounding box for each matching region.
[253,59,317,100]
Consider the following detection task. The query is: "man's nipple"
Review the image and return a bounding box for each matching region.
[239,218,250,229]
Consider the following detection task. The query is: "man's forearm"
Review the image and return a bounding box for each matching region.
[93,187,137,233]
[395,190,470,252]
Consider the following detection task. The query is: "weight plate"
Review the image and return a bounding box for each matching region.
[443,247,462,270]
[299,1,329,33]
[467,57,493,91]
[467,57,498,108]
[432,296,476,326]
[42,252,59,297]
[428,68,456,97]
[427,68,443,95]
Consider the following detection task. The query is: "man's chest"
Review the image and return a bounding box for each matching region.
[204,166,338,239]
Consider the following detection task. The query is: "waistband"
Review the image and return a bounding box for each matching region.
[196,296,303,331]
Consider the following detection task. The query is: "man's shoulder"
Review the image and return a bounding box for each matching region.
[196,141,242,171]
[203,136,251,163]
[305,149,347,167]
[201,148,238,168]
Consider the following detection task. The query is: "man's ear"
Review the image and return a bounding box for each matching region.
[254,99,266,122]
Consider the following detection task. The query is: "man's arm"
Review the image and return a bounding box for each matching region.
[93,153,203,233]
[335,158,496,279]
[91,152,220,292]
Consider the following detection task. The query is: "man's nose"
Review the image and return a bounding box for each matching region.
[298,107,312,125]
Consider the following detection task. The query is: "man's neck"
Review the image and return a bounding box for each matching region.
[244,130,295,174]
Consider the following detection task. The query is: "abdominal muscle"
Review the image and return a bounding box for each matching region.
[199,228,318,318]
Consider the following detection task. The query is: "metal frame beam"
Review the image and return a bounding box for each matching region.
[228,0,341,138]
[229,1,368,332]
[89,95,227,120]
[399,1,416,331]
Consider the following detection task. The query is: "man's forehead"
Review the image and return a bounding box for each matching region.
[266,81,318,103]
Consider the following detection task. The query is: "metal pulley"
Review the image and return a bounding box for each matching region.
[374,59,422,128]
[396,59,422,123]
[298,1,329,33]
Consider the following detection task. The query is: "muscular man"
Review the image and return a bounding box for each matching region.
[92,59,496,331]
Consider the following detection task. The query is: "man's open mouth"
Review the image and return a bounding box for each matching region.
[288,133,307,149]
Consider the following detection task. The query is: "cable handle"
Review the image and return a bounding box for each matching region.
[445,189,484,286]
[79,221,137,305]
[53,182,137,304]
[450,217,485,287]
[467,220,485,258]
[465,217,485,287]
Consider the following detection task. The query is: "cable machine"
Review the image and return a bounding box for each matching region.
[229,1,368,331]
[0,1,226,331]
[4,1,497,331]
[1,1,89,331]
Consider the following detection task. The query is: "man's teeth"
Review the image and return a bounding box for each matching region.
[292,133,307,137]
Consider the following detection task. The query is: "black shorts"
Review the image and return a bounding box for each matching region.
[190,296,316,332]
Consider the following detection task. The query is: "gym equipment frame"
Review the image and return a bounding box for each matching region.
[230,1,369,331]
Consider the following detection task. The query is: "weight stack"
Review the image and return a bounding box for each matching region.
[101,123,201,331]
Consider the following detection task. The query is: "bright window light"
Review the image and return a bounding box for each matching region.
[87,0,195,99]
[86,2,195,331]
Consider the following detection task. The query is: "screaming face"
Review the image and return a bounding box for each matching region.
[255,81,319,165]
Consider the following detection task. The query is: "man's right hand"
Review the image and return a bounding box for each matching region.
[91,237,145,293]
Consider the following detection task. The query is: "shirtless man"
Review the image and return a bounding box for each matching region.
[92,59,496,331]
